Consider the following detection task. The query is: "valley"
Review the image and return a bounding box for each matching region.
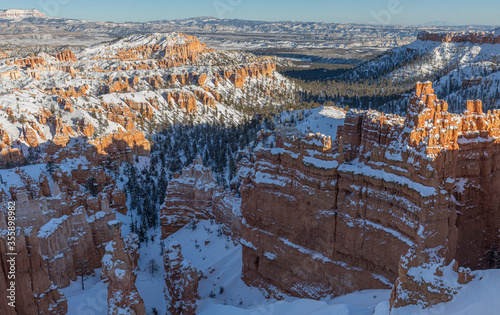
[0,8,499,315]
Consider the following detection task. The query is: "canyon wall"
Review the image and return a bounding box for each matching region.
[160,157,241,239]
[0,162,141,314]
[240,82,500,307]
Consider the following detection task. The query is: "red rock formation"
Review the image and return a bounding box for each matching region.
[90,129,151,161]
[57,96,73,112]
[240,82,500,307]
[14,56,46,69]
[0,69,21,80]
[218,62,276,89]
[103,102,137,131]
[160,157,241,239]
[0,229,68,315]
[57,65,76,77]
[22,124,39,147]
[390,249,475,309]
[163,91,198,114]
[51,116,75,147]
[123,99,154,120]
[100,77,138,94]
[102,221,145,315]
[77,118,95,137]
[48,85,89,98]
[164,242,200,315]
[0,124,12,148]
[0,148,23,166]
[35,108,52,125]
[55,49,77,62]
[194,90,216,109]
[0,162,129,314]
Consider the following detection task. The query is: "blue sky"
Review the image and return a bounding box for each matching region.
[3,0,499,25]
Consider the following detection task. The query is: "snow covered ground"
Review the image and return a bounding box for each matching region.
[62,215,500,315]
[279,106,346,138]
[61,269,109,315]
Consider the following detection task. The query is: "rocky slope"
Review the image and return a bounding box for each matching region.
[342,30,500,115]
[102,222,145,315]
[0,158,130,314]
[0,31,289,313]
[0,32,291,168]
[239,82,500,308]
[163,242,200,315]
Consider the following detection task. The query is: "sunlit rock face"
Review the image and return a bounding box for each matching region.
[239,82,500,307]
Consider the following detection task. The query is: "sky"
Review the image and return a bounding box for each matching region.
[2,0,499,26]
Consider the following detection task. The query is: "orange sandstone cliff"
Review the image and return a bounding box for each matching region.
[239,82,500,307]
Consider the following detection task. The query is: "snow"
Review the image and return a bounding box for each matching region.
[134,230,167,314]
[390,269,500,315]
[114,269,126,279]
[37,215,69,238]
[302,156,339,169]
[454,178,468,194]
[61,269,109,315]
[338,160,438,197]
[280,106,345,139]
[60,207,500,315]
[253,171,289,187]
[163,220,392,315]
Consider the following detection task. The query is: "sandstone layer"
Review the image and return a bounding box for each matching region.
[160,157,241,239]
[240,82,500,307]
[0,161,137,314]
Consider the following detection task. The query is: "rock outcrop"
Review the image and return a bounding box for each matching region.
[0,9,46,18]
[163,242,200,315]
[90,129,151,161]
[160,157,241,239]
[55,49,77,62]
[101,221,145,315]
[390,249,475,309]
[240,82,500,307]
[0,229,68,315]
[0,161,132,314]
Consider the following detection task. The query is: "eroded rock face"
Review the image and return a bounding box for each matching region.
[160,157,241,239]
[240,82,500,307]
[0,161,130,314]
[164,242,199,315]
[0,229,68,315]
[390,249,475,309]
[55,49,77,63]
[90,129,151,161]
[101,221,145,315]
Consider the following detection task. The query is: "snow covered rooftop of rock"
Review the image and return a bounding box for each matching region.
[279,106,346,139]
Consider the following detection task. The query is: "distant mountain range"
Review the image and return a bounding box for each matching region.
[0,9,495,65]
[0,8,46,19]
